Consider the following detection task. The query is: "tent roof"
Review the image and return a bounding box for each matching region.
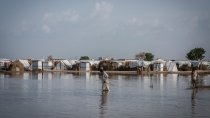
[152,59,166,64]
[19,60,30,68]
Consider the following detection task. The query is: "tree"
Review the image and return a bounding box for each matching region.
[145,52,154,61]
[186,47,206,60]
[135,52,146,60]
[135,52,154,61]
[80,56,90,60]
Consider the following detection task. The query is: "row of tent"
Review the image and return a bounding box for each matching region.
[0,59,99,72]
[0,58,210,72]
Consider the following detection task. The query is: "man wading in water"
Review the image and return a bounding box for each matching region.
[191,68,198,88]
[100,68,110,91]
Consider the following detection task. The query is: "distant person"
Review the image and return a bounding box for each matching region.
[191,68,197,88]
[99,68,110,91]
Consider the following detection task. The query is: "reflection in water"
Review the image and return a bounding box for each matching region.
[32,72,43,80]
[5,72,61,80]
[1,72,210,118]
[0,72,98,80]
[191,88,197,116]
[191,88,197,100]
[99,91,109,118]
[149,74,153,88]
[9,72,25,79]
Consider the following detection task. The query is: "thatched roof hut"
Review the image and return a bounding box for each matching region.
[98,60,112,71]
[9,60,25,72]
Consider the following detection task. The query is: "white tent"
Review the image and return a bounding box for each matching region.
[19,59,30,70]
[128,60,151,68]
[61,60,72,68]
[79,60,100,71]
[201,61,209,66]
[142,61,151,67]
[191,61,200,67]
[152,59,166,71]
[128,60,140,68]
[0,59,11,70]
[175,61,191,67]
[152,59,166,64]
[68,60,79,67]
[167,62,178,72]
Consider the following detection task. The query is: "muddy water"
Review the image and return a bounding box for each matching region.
[0,72,210,118]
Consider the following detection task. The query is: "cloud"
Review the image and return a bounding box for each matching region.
[42,24,51,33]
[91,1,113,19]
[128,17,144,26]
[42,10,79,33]
[128,16,175,30]
[43,10,79,23]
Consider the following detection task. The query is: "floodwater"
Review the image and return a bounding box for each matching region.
[0,72,210,118]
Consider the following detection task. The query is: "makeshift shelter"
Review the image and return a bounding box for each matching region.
[52,60,71,70]
[89,60,100,71]
[8,59,31,72]
[9,60,24,72]
[98,60,112,71]
[79,60,99,71]
[199,61,209,70]
[191,61,200,68]
[152,59,166,71]
[68,60,78,69]
[31,60,53,71]
[80,61,91,71]
[43,60,53,70]
[19,60,31,70]
[60,60,72,70]
[175,61,191,68]
[141,61,152,68]
[111,60,125,70]
[0,59,11,70]
[153,59,166,64]
[31,60,43,70]
[128,60,141,69]
[69,60,80,70]
[175,60,191,71]
[165,61,178,72]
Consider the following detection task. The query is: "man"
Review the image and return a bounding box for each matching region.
[191,68,197,88]
[100,68,110,91]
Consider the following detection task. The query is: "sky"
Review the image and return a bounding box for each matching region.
[0,0,210,60]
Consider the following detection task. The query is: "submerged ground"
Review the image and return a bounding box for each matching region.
[0,72,210,118]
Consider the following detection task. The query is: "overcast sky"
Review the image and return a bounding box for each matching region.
[0,0,210,60]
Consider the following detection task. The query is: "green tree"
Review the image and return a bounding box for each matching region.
[80,56,90,60]
[145,52,154,61]
[135,52,154,61]
[186,47,206,60]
